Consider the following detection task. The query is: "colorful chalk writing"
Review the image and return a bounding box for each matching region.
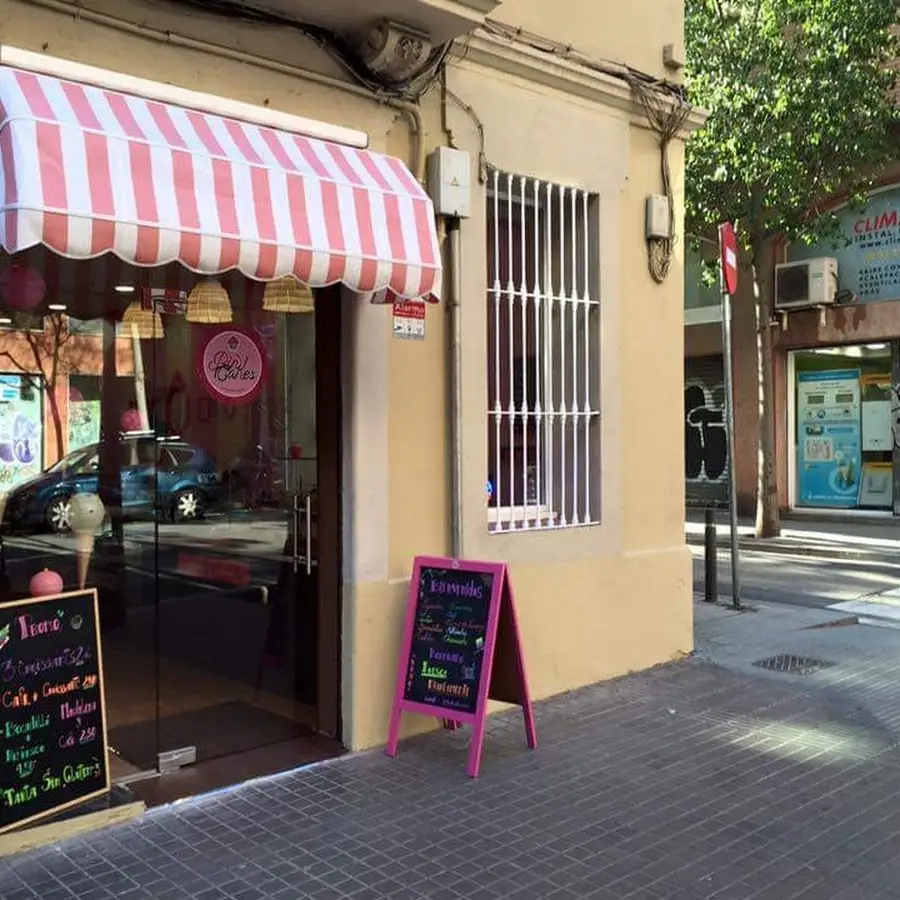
[0,589,109,834]
[402,565,493,715]
[387,556,538,778]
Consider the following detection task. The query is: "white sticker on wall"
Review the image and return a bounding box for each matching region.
[392,300,425,340]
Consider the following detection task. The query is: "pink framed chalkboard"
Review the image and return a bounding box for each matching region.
[385,556,537,777]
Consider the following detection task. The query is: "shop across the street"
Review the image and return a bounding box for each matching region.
[791,345,893,512]
[685,181,900,519]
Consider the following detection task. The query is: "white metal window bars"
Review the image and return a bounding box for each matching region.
[487,169,600,532]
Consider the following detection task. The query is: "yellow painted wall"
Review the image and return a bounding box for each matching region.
[347,58,694,749]
[620,128,688,554]
[495,0,685,82]
[0,0,694,754]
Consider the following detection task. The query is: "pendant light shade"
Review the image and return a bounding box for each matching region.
[262,276,314,314]
[186,278,232,323]
[121,301,164,339]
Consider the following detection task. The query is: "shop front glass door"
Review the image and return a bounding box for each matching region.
[146,276,319,771]
[0,252,322,782]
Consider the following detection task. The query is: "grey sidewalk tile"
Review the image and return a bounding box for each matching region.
[7,639,900,900]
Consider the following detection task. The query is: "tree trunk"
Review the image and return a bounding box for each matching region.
[46,384,64,462]
[751,234,780,537]
[99,319,124,541]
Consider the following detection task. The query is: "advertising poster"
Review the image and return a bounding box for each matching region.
[68,399,101,453]
[860,372,892,452]
[788,186,900,303]
[0,374,42,492]
[797,369,861,507]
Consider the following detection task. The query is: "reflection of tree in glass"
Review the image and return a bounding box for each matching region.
[0,313,94,462]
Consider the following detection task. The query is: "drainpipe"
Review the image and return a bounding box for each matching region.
[448,217,463,559]
[389,102,426,182]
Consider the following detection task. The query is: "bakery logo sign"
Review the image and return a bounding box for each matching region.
[196,328,268,405]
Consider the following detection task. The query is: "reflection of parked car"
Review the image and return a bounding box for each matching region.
[2,434,222,533]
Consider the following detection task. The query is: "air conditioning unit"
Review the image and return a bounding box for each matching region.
[354,20,433,85]
[774,257,839,311]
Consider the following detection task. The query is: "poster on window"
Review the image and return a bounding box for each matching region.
[0,374,43,491]
[68,399,101,452]
[797,369,861,507]
[860,372,892,451]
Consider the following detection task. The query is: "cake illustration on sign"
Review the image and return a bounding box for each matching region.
[196,327,268,406]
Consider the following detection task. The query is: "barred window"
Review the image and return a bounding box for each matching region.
[487,170,600,532]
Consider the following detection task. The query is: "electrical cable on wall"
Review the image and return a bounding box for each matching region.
[625,74,691,283]
[478,18,693,284]
[480,19,688,104]
[166,0,693,260]
[166,0,452,99]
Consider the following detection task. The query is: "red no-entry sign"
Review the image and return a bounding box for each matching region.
[718,222,738,295]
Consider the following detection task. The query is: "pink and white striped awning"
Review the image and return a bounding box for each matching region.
[0,64,442,301]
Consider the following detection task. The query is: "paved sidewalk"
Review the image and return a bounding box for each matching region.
[696,598,900,740]
[4,603,900,899]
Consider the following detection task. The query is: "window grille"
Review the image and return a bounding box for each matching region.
[487,169,600,532]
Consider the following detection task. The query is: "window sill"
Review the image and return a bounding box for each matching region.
[488,504,559,527]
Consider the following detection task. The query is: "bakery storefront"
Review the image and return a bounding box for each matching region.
[0,47,440,811]
[0,0,702,844]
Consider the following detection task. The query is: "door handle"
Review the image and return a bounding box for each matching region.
[305,493,312,576]
[292,493,300,574]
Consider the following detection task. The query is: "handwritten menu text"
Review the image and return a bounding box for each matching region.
[0,590,109,834]
[402,566,494,715]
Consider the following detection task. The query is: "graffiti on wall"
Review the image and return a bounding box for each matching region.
[685,382,727,482]
[684,355,729,507]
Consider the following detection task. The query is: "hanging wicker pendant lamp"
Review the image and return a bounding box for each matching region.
[186,278,233,323]
[262,276,315,314]
[121,301,164,339]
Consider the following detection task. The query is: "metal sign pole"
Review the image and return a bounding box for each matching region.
[720,284,742,610]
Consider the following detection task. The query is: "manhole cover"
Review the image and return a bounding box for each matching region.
[752,654,834,676]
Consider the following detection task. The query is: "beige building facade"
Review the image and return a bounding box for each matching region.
[0,0,700,820]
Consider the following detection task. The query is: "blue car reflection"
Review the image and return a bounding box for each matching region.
[3,433,222,533]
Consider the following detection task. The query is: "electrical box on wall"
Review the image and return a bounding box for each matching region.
[426,147,471,218]
[645,194,671,239]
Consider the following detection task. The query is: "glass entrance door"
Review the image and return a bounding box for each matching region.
[146,285,321,772]
[0,251,341,786]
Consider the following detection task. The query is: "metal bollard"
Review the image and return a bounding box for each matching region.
[703,507,718,603]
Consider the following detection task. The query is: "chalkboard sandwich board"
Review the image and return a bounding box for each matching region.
[386,556,536,777]
[0,589,110,835]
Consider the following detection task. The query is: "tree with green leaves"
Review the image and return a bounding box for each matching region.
[685,0,899,537]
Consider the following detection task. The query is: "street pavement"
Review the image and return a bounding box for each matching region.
[685,512,900,563]
[690,544,900,610]
[5,597,900,898]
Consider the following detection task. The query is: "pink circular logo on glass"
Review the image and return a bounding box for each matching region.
[197,328,267,405]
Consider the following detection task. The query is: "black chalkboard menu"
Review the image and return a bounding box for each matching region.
[0,589,110,834]
[402,564,495,715]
